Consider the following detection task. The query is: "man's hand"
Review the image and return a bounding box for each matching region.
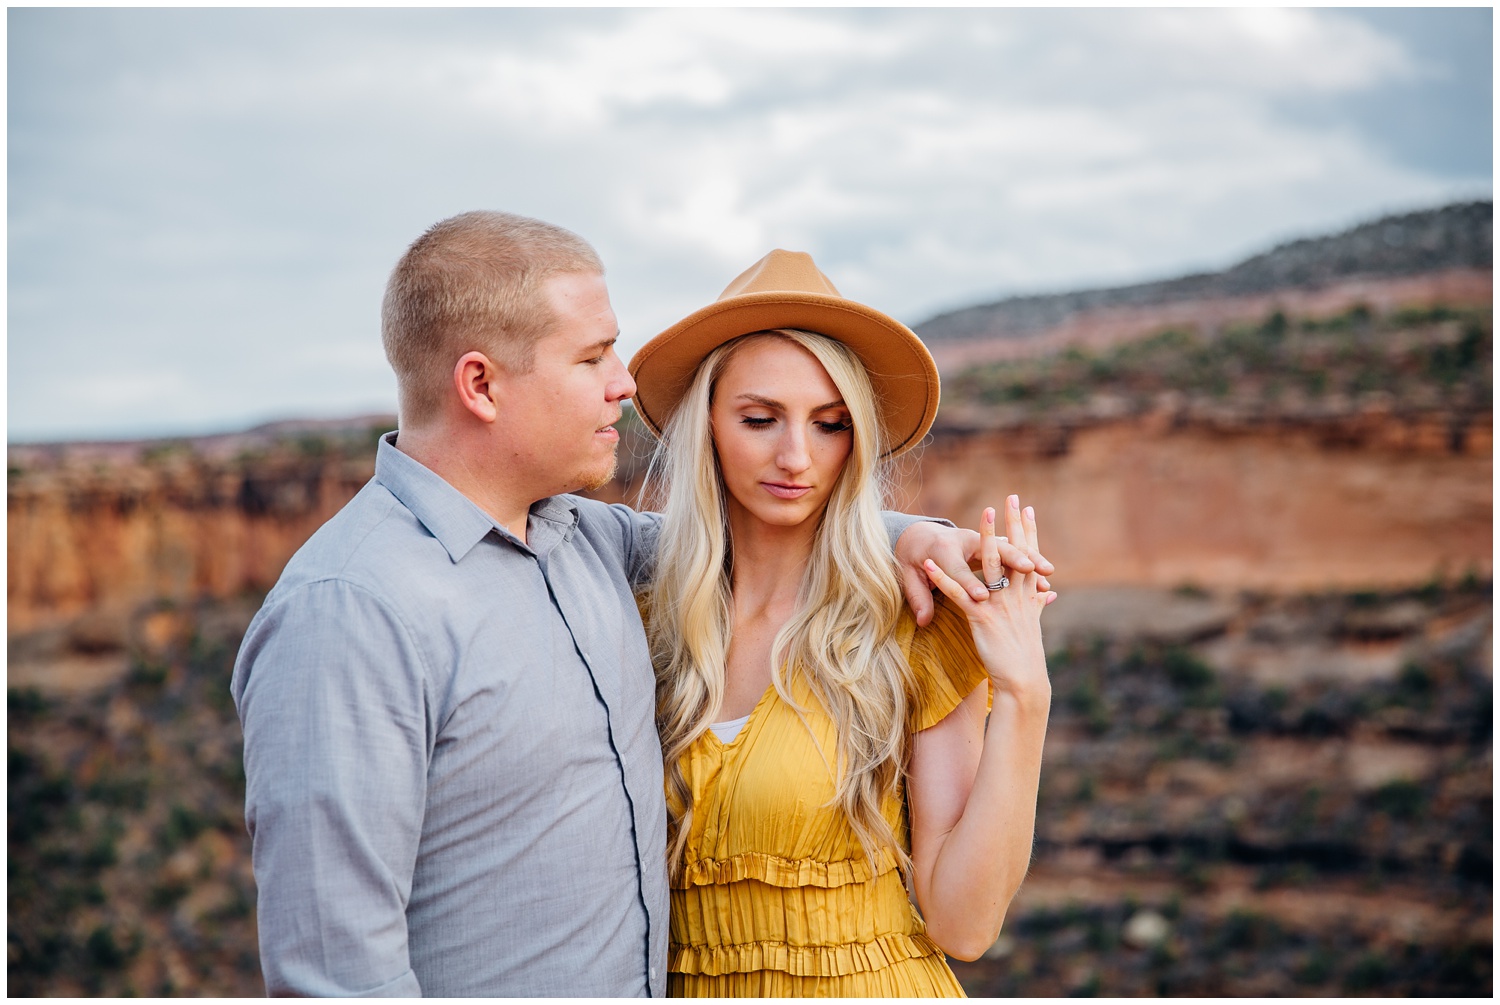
[894,496,1056,626]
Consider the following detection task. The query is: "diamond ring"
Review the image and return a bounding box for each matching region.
[986,576,1010,591]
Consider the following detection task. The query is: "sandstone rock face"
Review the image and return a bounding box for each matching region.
[8,408,1491,640]
[896,412,1491,593]
[8,451,375,636]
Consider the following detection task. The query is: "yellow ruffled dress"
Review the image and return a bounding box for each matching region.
[666,601,987,997]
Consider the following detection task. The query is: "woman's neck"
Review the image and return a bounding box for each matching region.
[725,505,819,617]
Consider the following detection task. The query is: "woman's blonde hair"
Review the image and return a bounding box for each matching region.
[642,329,915,879]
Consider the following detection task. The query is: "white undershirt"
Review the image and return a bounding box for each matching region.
[709,711,753,744]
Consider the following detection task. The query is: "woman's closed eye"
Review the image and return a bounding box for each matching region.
[739,415,851,434]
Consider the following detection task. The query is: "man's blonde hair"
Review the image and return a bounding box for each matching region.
[381,211,603,424]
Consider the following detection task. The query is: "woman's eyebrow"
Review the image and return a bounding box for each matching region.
[734,393,847,412]
[736,393,784,409]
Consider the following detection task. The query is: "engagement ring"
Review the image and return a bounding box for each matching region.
[986,577,1010,591]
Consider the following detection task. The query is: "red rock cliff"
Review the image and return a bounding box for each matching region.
[9,407,1493,638]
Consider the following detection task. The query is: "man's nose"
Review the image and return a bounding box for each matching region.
[607,353,636,402]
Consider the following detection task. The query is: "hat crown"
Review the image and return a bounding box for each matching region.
[719,249,842,301]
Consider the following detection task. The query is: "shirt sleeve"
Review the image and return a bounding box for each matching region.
[568,497,663,588]
[231,579,430,997]
[905,599,990,733]
[881,510,956,548]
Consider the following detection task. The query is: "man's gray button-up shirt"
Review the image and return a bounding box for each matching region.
[232,433,667,996]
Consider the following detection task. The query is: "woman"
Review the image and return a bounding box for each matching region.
[629,250,1054,997]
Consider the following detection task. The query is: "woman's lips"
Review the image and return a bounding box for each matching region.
[762,482,812,500]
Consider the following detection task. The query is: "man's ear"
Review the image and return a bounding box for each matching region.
[453,351,500,422]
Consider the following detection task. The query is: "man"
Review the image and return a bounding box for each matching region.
[232,211,1050,996]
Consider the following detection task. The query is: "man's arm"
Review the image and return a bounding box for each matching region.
[586,499,1052,626]
[575,499,662,588]
[232,580,429,997]
[595,505,960,593]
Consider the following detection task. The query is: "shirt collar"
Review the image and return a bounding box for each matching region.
[373,432,579,562]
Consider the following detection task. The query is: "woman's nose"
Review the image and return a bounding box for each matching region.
[776,427,811,474]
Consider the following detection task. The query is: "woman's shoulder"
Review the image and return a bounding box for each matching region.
[902,597,988,732]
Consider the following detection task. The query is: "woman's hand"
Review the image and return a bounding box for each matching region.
[893,503,1056,626]
[922,496,1053,702]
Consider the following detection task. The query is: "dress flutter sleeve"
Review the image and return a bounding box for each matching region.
[900,597,991,732]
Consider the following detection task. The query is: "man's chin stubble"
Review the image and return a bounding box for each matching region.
[581,452,619,493]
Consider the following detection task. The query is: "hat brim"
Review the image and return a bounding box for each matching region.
[629,291,939,458]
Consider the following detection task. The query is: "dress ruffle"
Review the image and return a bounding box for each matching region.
[678,849,898,890]
[903,599,990,732]
[670,932,944,978]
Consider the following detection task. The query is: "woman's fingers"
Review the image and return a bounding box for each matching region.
[980,507,1004,587]
[1018,504,1055,576]
[1022,505,1041,555]
[924,559,977,611]
[1003,494,1026,546]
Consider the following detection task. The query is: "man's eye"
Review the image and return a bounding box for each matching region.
[741,417,775,427]
[582,355,605,366]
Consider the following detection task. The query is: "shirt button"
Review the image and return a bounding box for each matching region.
[650,967,657,981]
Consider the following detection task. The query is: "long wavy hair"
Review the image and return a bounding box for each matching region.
[642,329,915,880]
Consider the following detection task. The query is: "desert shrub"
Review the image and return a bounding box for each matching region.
[1369,780,1426,821]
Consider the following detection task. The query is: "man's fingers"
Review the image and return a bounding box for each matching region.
[923,560,976,609]
[949,558,990,602]
[957,527,982,563]
[997,540,1036,573]
[900,563,936,627]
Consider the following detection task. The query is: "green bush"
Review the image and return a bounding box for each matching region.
[1370,779,1426,821]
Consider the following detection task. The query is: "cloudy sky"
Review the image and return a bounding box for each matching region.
[9,7,1491,442]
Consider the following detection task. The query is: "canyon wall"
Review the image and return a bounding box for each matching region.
[899,411,1492,592]
[9,408,1491,641]
[7,451,376,636]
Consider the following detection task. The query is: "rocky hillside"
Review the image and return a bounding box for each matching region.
[8,581,1488,995]
[919,201,1492,344]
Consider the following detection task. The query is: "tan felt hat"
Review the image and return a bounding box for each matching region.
[629,249,940,457]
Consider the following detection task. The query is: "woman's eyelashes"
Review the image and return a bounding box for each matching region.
[738,414,852,434]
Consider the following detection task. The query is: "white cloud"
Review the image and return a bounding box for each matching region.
[7,7,1486,440]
